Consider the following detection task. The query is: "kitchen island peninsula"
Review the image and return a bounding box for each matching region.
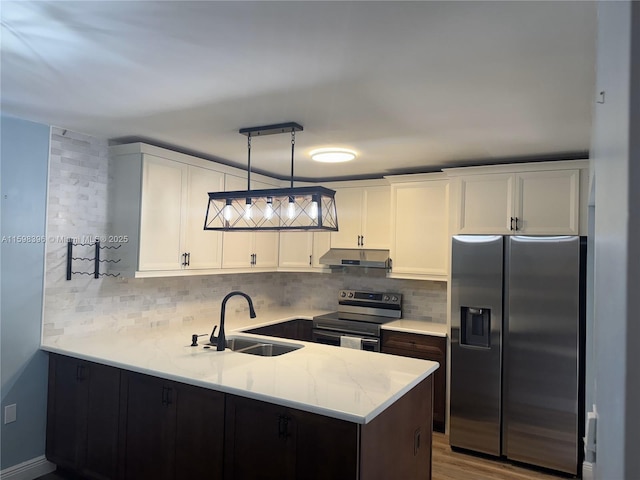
[42,309,439,480]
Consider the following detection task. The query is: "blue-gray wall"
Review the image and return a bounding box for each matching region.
[1,115,50,469]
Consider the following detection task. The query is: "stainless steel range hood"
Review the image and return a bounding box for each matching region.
[319,248,390,269]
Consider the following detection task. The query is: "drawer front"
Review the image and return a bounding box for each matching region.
[381,330,446,356]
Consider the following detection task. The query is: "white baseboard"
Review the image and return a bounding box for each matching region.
[0,455,56,480]
[583,461,595,480]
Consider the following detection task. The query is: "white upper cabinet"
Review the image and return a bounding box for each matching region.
[184,165,225,269]
[456,173,514,234]
[387,174,449,280]
[221,175,279,269]
[110,144,238,277]
[446,161,587,236]
[278,232,314,269]
[128,154,225,273]
[278,231,331,270]
[330,185,390,249]
[138,155,187,271]
[514,169,580,234]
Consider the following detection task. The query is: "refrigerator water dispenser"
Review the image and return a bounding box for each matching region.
[461,307,490,348]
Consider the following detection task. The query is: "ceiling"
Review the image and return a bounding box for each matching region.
[1,1,596,181]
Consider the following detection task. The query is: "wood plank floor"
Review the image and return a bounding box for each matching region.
[432,433,569,480]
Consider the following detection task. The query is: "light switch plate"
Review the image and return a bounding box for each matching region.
[4,404,17,424]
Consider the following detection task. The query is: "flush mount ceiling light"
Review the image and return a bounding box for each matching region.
[310,147,357,163]
[204,122,338,231]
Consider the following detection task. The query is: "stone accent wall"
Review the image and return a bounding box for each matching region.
[42,128,447,339]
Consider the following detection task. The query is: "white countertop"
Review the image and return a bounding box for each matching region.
[41,308,439,425]
[382,319,448,337]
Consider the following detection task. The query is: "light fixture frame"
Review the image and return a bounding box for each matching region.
[204,122,339,232]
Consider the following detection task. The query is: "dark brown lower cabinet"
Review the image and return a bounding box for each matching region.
[244,319,313,342]
[381,330,447,433]
[119,371,224,480]
[46,353,121,480]
[224,395,358,480]
[47,354,432,480]
[225,377,432,480]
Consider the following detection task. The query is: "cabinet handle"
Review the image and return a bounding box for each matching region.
[181,252,187,267]
[510,217,515,231]
[161,386,173,406]
[361,235,364,246]
[76,365,86,382]
[309,255,312,266]
[357,235,361,246]
[515,217,520,231]
[278,415,291,439]
[186,252,190,266]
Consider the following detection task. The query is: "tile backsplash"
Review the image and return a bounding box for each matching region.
[42,128,446,339]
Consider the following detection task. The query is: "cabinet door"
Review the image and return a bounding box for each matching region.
[391,181,449,277]
[293,408,358,480]
[46,355,84,469]
[362,186,390,249]
[221,176,278,268]
[224,396,295,480]
[221,175,253,268]
[175,384,225,479]
[185,166,224,269]
[457,173,514,234]
[251,179,279,267]
[311,231,330,268]
[253,231,279,267]
[46,355,121,480]
[139,155,187,270]
[330,187,363,248]
[381,331,447,433]
[279,231,313,268]
[515,169,580,234]
[83,362,121,480]
[122,372,176,480]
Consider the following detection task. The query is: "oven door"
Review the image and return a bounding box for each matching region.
[311,329,380,352]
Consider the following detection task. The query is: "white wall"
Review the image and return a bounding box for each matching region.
[591,1,640,477]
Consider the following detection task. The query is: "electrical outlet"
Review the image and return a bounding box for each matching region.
[4,404,17,424]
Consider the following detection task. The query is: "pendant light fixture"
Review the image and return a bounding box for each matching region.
[204,122,339,231]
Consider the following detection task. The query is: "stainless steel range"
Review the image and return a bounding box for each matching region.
[312,290,402,352]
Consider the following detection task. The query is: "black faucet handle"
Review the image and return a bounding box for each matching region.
[209,325,218,344]
[190,333,208,347]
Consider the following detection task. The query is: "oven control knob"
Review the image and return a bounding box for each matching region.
[340,291,347,298]
[392,296,398,302]
[384,295,390,301]
[348,292,354,298]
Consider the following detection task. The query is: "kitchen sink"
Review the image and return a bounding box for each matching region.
[222,337,303,356]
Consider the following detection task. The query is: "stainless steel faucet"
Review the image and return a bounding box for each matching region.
[210,291,256,351]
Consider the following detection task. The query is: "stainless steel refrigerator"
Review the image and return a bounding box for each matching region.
[449,235,585,475]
